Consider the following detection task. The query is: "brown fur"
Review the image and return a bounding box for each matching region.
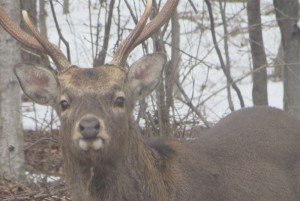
[58,68,300,200]
[58,66,125,96]
[14,63,300,201]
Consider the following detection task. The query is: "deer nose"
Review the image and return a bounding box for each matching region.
[79,117,100,139]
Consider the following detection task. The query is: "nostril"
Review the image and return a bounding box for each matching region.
[79,124,85,132]
[79,117,100,139]
[94,122,100,130]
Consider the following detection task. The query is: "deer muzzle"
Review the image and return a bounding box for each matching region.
[79,116,100,139]
[75,114,109,151]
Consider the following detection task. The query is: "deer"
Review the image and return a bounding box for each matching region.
[1,0,300,201]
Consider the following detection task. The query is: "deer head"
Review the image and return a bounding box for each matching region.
[0,0,178,163]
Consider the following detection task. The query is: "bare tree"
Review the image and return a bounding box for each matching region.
[165,8,181,134]
[247,0,268,105]
[63,0,70,14]
[273,42,284,80]
[39,0,48,37]
[168,9,181,107]
[0,0,24,181]
[153,5,170,136]
[219,1,234,111]
[274,0,300,119]
[20,0,46,65]
[204,0,245,108]
[93,0,115,66]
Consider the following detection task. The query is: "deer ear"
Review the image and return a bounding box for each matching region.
[14,63,59,105]
[127,53,166,100]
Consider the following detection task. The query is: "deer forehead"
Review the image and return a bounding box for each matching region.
[58,66,126,95]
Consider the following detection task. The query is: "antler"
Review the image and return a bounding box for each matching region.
[0,7,70,71]
[0,0,178,70]
[21,11,70,71]
[111,0,179,66]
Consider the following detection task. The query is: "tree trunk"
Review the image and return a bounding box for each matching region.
[273,42,284,80]
[39,0,48,37]
[20,0,44,65]
[165,8,181,134]
[0,0,25,181]
[63,0,70,14]
[94,0,115,67]
[247,0,269,105]
[274,0,300,119]
[219,1,234,111]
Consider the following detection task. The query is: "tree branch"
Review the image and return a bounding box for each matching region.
[94,0,115,66]
[49,0,71,62]
[204,0,245,108]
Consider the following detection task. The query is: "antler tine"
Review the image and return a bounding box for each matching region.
[111,0,152,66]
[0,7,46,53]
[110,0,179,67]
[132,0,179,50]
[22,11,70,71]
[0,7,70,72]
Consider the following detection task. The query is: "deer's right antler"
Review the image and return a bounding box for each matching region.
[111,0,179,67]
[0,7,70,71]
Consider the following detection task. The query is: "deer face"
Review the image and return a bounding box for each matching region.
[0,0,176,163]
[57,66,127,153]
[14,54,166,156]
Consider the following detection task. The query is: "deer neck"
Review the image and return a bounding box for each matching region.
[65,119,176,201]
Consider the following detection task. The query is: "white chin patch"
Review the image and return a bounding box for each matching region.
[92,138,103,150]
[78,138,104,151]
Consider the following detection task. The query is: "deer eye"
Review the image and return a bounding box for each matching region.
[60,100,70,111]
[114,97,125,108]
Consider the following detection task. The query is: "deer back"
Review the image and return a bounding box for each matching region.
[172,106,300,201]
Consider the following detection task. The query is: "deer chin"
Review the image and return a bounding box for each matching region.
[78,138,104,151]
